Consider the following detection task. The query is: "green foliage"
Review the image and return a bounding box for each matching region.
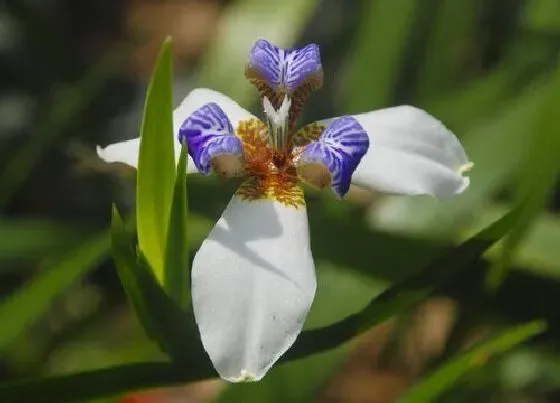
[163,147,190,309]
[489,65,560,287]
[0,219,89,262]
[287,204,522,360]
[136,38,176,282]
[396,321,546,402]
[0,199,521,402]
[0,229,111,356]
[341,0,420,111]
[111,206,206,369]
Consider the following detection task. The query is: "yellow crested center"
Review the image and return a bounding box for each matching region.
[235,118,305,208]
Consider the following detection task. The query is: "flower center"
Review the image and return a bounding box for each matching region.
[235,114,305,208]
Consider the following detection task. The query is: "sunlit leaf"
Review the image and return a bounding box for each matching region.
[136,38,175,282]
[164,147,190,309]
[465,204,560,279]
[396,321,546,402]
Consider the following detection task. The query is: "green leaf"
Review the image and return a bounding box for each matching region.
[286,204,521,360]
[0,362,191,403]
[340,0,420,111]
[396,320,546,402]
[415,0,481,101]
[136,38,176,282]
[111,206,208,369]
[0,219,89,262]
[488,65,560,288]
[164,146,190,309]
[464,204,560,279]
[0,229,111,356]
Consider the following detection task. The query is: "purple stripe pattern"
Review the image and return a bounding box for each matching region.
[178,102,243,175]
[298,117,369,198]
[247,39,322,93]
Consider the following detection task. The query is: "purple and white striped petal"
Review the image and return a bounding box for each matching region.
[178,102,244,176]
[297,117,369,198]
[97,88,254,174]
[246,39,323,93]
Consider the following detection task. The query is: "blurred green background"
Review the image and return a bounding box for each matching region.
[1,0,560,402]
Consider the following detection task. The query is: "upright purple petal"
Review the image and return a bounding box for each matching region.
[245,40,323,128]
[246,39,322,93]
[178,102,243,176]
[298,117,369,198]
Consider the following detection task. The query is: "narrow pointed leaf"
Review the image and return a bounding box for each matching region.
[287,204,522,360]
[164,147,190,309]
[111,207,208,368]
[136,38,175,282]
[396,320,546,402]
[341,0,420,111]
[488,65,560,288]
[0,362,192,403]
[0,219,89,261]
[0,229,111,356]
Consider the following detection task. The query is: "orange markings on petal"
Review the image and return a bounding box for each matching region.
[235,172,305,209]
[235,118,306,208]
[291,121,326,147]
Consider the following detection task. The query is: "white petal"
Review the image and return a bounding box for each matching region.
[191,196,316,382]
[96,88,255,173]
[350,106,472,198]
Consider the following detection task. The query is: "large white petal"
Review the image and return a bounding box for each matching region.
[350,106,472,198]
[96,88,255,173]
[191,196,316,382]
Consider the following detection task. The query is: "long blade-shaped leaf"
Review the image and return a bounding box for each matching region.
[136,38,175,282]
[488,64,560,288]
[340,0,420,111]
[0,230,110,356]
[164,147,190,309]
[287,204,522,360]
[0,219,89,261]
[111,206,208,368]
[396,320,546,402]
[0,362,189,403]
